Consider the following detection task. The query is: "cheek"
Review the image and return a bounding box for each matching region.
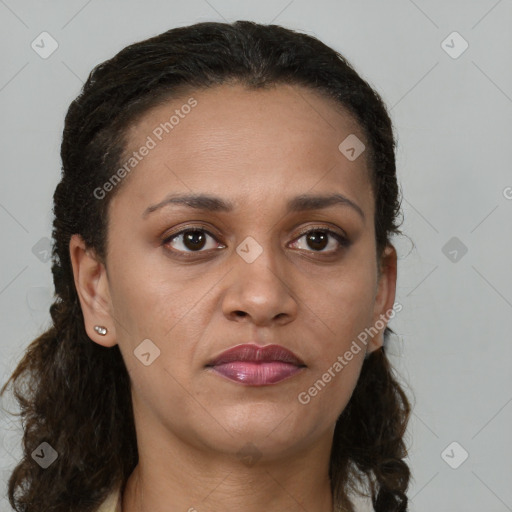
[299,258,376,416]
[312,266,376,360]
[108,257,219,382]
[297,278,372,419]
[108,251,192,337]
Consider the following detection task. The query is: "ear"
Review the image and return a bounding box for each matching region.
[69,234,117,347]
[367,244,398,354]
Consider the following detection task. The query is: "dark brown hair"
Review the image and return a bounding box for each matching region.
[1,20,411,512]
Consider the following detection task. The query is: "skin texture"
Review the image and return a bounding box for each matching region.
[69,83,397,512]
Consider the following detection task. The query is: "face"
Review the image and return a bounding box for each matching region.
[71,83,397,463]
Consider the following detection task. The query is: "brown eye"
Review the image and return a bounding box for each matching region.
[290,228,349,253]
[163,228,222,253]
[304,231,329,251]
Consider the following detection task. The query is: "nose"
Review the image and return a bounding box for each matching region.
[221,240,298,327]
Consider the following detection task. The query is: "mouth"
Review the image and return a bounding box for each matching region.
[205,343,306,386]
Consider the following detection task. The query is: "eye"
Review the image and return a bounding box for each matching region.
[289,227,350,254]
[163,227,224,254]
[162,225,350,257]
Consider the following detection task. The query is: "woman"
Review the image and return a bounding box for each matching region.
[1,20,411,512]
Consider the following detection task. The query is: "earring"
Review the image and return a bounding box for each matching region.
[94,325,108,336]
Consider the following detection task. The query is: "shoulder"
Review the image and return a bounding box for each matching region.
[96,484,122,512]
[349,492,374,512]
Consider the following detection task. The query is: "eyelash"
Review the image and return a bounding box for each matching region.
[161,224,350,258]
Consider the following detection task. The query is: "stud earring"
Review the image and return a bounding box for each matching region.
[94,325,108,336]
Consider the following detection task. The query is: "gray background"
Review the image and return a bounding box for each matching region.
[1,1,511,511]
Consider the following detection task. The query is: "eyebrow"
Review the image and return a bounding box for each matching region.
[142,192,365,220]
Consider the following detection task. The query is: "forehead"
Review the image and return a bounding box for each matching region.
[112,83,373,217]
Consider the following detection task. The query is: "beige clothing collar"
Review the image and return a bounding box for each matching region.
[96,484,122,512]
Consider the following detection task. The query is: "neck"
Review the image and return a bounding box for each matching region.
[121,425,334,512]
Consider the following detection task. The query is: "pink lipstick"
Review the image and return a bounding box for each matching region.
[206,343,306,386]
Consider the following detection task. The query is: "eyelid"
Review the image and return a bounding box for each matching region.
[293,223,348,243]
[161,223,350,255]
[161,223,223,249]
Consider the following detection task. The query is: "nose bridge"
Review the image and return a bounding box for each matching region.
[234,231,285,289]
[222,230,297,324]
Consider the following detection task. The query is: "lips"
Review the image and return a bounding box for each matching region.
[206,343,306,386]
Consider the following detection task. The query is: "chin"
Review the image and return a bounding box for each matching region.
[205,403,316,454]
